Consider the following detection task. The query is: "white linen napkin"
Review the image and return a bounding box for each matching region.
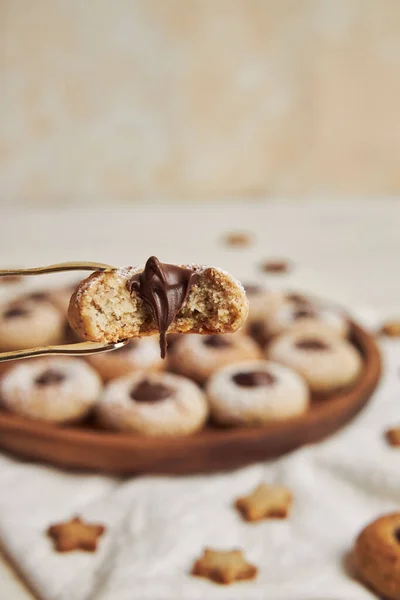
[0,308,396,600]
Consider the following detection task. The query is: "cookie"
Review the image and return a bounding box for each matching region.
[243,283,285,324]
[21,282,80,316]
[50,282,80,315]
[235,483,292,521]
[167,332,262,384]
[252,297,349,342]
[386,427,400,446]
[380,320,400,337]
[191,548,257,585]
[223,231,253,247]
[354,513,400,600]
[47,516,105,552]
[260,259,292,274]
[87,337,164,382]
[0,358,102,423]
[97,371,208,436]
[267,330,362,394]
[68,256,248,358]
[0,298,65,351]
[206,359,309,426]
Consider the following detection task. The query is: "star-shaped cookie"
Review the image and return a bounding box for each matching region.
[235,483,292,522]
[47,516,106,552]
[386,427,400,446]
[191,548,257,585]
[380,320,400,337]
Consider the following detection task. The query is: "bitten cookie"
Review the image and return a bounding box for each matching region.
[206,360,309,426]
[97,371,208,436]
[267,330,362,394]
[68,256,248,357]
[87,337,164,382]
[0,358,102,423]
[0,298,65,351]
[168,332,262,384]
[354,513,400,600]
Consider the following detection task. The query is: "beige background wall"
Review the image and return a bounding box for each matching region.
[1,0,400,206]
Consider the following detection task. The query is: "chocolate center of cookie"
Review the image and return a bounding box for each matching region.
[27,292,48,301]
[203,335,232,349]
[127,256,199,359]
[233,370,276,387]
[295,338,329,351]
[248,320,268,346]
[3,306,29,319]
[244,284,263,295]
[286,293,310,305]
[35,369,66,386]
[130,379,173,402]
[293,309,316,320]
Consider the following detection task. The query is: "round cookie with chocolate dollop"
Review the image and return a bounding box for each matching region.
[243,283,285,323]
[0,298,65,351]
[167,332,262,384]
[0,358,102,423]
[267,330,362,394]
[97,371,208,436]
[354,513,400,600]
[206,360,309,426]
[87,337,164,382]
[250,296,348,344]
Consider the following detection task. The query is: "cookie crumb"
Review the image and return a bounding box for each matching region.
[191,548,257,585]
[386,427,400,446]
[47,516,105,552]
[223,232,253,247]
[260,259,292,274]
[235,483,292,522]
[380,321,400,337]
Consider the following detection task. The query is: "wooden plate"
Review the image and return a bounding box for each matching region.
[0,322,381,475]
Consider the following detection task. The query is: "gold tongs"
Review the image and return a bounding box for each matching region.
[0,262,128,362]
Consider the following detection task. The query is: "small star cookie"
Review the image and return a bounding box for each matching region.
[47,516,106,553]
[235,483,292,522]
[260,259,292,274]
[223,232,253,247]
[380,320,400,337]
[191,548,257,585]
[386,427,400,446]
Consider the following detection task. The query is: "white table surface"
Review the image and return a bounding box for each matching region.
[0,198,399,599]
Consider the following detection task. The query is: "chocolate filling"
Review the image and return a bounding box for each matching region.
[233,370,276,387]
[130,379,173,403]
[287,293,310,305]
[127,256,199,359]
[293,309,316,320]
[35,369,66,386]
[3,306,29,319]
[394,528,400,543]
[244,284,263,295]
[295,339,329,351]
[203,335,232,349]
[248,320,268,346]
[27,292,48,301]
